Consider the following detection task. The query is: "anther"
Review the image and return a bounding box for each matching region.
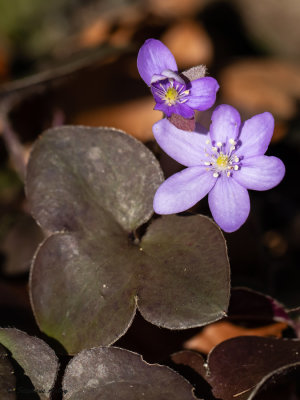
[229,138,236,145]
[234,165,239,170]
[213,172,219,178]
[216,142,222,147]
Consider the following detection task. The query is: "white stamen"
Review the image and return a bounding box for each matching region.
[201,136,241,179]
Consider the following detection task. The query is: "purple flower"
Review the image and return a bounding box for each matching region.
[152,104,285,232]
[137,39,219,118]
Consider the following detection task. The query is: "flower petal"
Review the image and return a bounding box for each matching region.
[161,69,185,84]
[208,176,250,232]
[152,118,208,167]
[151,70,185,85]
[233,155,285,191]
[137,39,177,86]
[209,104,241,145]
[235,112,274,158]
[153,166,216,214]
[154,102,194,118]
[186,77,219,111]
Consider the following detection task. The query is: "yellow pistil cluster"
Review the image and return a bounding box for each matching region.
[204,139,240,178]
[216,154,229,170]
[163,87,179,106]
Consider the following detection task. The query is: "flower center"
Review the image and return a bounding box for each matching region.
[151,78,190,107]
[216,154,229,169]
[204,139,240,178]
[163,87,178,105]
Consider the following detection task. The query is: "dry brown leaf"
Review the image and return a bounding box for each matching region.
[78,18,111,48]
[220,59,300,121]
[184,320,288,354]
[147,0,207,18]
[162,20,214,68]
[72,96,159,142]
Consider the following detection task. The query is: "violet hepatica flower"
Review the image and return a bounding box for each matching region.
[153,104,285,232]
[137,38,219,118]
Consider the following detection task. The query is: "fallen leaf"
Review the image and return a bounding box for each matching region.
[220,59,300,121]
[184,320,288,354]
[147,0,206,18]
[162,20,214,68]
[72,97,159,142]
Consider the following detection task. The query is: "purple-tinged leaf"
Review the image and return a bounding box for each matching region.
[229,287,296,331]
[26,126,163,233]
[0,344,16,399]
[207,336,300,400]
[0,328,59,400]
[30,231,139,353]
[138,215,230,328]
[248,362,300,399]
[62,347,197,400]
[171,350,207,378]
[27,126,230,353]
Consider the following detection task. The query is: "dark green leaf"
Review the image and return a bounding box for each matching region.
[62,347,197,400]
[0,328,59,400]
[0,344,16,399]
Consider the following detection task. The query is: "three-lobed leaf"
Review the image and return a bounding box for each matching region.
[27,126,230,353]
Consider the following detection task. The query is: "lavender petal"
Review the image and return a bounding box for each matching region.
[153,166,216,214]
[208,176,250,232]
[186,77,219,111]
[152,118,208,167]
[137,39,177,86]
[233,155,285,191]
[154,102,194,118]
[235,112,274,158]
[209,104,241,145]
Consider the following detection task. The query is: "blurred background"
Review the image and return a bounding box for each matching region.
[0,0,299,361]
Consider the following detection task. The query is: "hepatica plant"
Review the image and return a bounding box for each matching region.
[0,37,295,400]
